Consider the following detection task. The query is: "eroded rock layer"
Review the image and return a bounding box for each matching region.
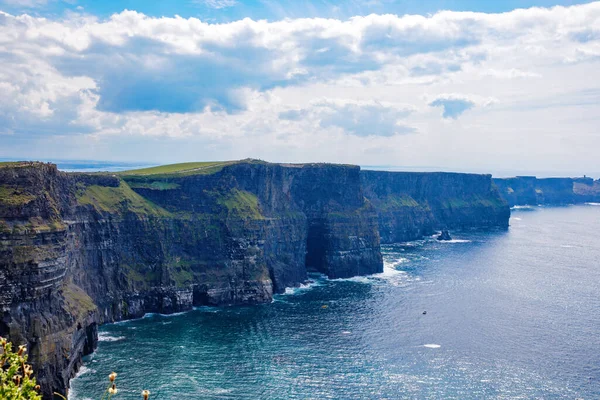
[0,161,382,397]
[0,161,512,398]
[493,176,600,206]
[361,171,510,243]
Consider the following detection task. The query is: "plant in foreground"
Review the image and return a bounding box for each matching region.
[0,337,42,400]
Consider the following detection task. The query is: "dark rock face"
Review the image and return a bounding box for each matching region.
[437,230,452,241]
[0,161,382,398]
[0,161,512,398]
[493,176,600,206]
[361,171,510,243]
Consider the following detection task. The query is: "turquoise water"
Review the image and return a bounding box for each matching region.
[71,205,600,399]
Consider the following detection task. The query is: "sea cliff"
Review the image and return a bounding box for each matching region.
[493,176,600,206]
[361,171,510,243]
[0,160,509,398]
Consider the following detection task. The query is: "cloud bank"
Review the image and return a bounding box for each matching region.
[0,3,599,172]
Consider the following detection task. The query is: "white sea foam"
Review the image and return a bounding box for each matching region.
[340,276,373,284]
[423,344,441,348]
[97,333,125,342]
[438,239,471,243]
[560,245,574,248]
[193,306,221,313]
[282,279,323,295]
[74,365,93,378]
[512,217,522,221]
[585,202,600,206]
[143,311,188,319]
[511,205,535,210]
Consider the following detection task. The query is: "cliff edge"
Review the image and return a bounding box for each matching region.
[0,160,510,398]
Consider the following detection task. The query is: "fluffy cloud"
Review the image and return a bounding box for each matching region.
[1,4,597,116]
[0,3,600,172]
[280,100,415,136]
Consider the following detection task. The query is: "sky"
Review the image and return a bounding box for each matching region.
[0,0,599,176]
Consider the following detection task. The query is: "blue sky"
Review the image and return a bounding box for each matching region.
[1,0,600,175]
[2,0,595,21]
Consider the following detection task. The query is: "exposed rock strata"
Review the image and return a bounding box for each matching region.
[493,176,600,206]
[0,161,382,397]
[0,161,510,398]
[361,171,510,243]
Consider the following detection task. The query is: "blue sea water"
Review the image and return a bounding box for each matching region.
[70,205,600,399]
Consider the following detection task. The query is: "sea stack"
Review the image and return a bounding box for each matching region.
[437,230,452,241]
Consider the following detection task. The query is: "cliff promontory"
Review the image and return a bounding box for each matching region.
[0,160,510,398]
[493,176,600,206]
[361,171,510,243]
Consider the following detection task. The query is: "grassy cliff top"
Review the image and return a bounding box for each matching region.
[118,161,236,176]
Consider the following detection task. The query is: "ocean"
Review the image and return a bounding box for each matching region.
[70,205,600,399]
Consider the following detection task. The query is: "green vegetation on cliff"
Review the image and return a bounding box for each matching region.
[441,195,506,209]
[126,181,180,191]
[215,189,264,219]
[119,161,234,178]
[76,181,171,216]
[377,194,421,211]
[0,185,36,207]
[61,283,97,320]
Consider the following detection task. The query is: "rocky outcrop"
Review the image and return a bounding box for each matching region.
[493,176,600,206]
[437,230,452,241]
[0,160,382,398]
[361,171,510,243]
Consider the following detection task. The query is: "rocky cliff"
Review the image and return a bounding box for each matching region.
[0,160,382,398]
[0,161,511,398]
[493,176,600,206]
[361,171,510,243]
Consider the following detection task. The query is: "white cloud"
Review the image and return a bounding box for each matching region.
[280,99,415,136]
[428,94,495,119]
[0,4,600,173]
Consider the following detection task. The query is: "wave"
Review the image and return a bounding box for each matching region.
[585,202,600,206]
[512,217,522,220]
[69,366,95,400]
[143,311,188,319]
[511,205,536,210]
[423,344,441,349]
[193,306,222,313]
[438,239,471,243]
[281,279,324,296]
[97,333,125,342]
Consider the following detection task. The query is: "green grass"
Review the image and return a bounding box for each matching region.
[126,181,180,190]
[216,189,264,219]
[76,181,171,216]
[62,282,97,320]
[119,161,235,177]
[379,194,420,211]
[441,196,505,209]
[0,185,36,207]
[171,268,194,287]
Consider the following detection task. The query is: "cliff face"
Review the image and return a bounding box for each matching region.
[0,161,512,398]
[493,176,600,206]
[0,161,382,397]
[361,171,510,243]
